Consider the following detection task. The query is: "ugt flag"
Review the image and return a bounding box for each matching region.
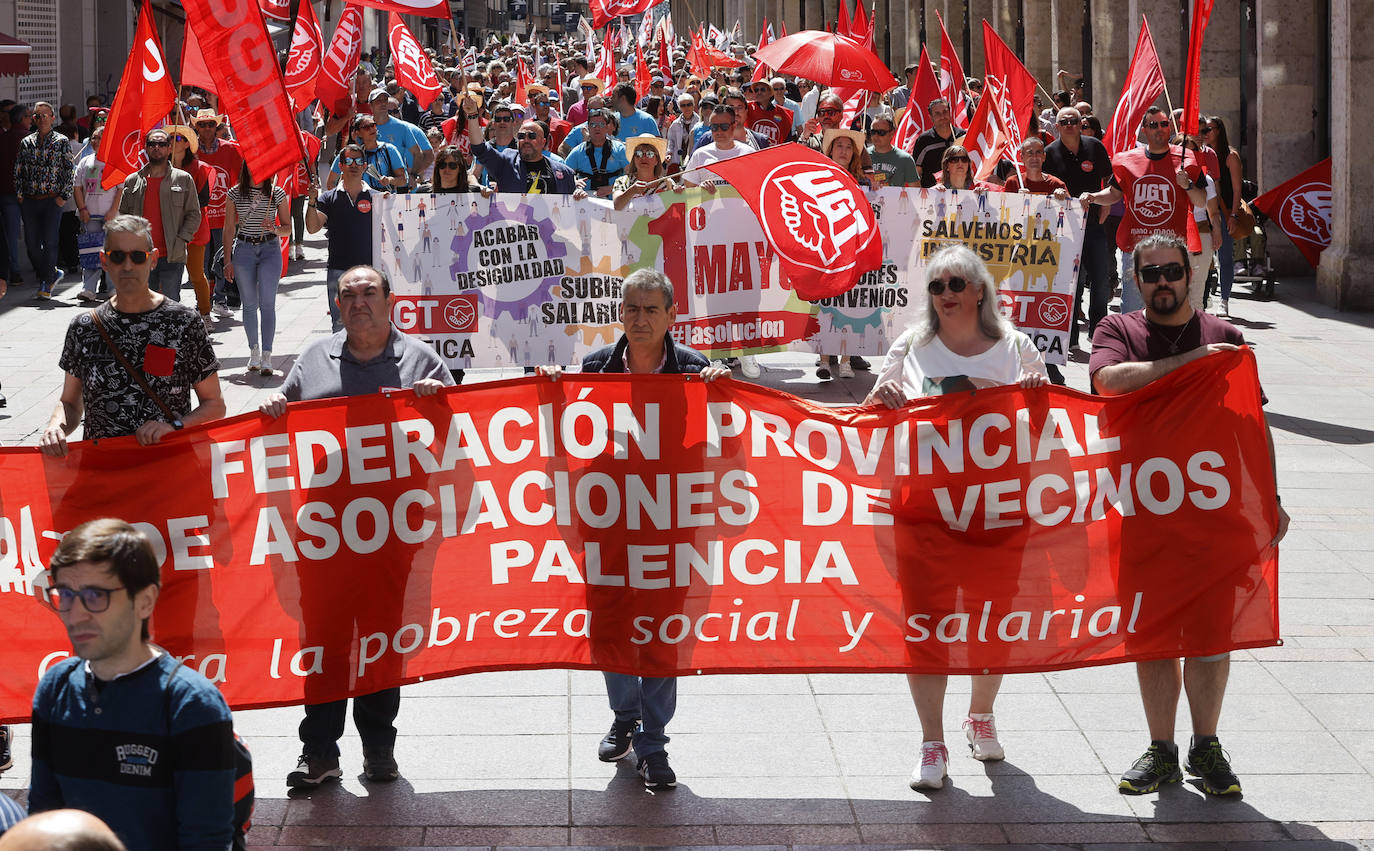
[98,0,175,189]
[1251,158,1332,268]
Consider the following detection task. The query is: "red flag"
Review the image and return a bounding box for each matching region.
[180,0,307,184]
[837,0,852,38]
[389,13,443,109]
[1251,157,1332,267]
[179,20,217,94]
[515,55,537,108]
[959,89,1013,181]
[853,1,872,46]
[1181,0,1215,137]
[658,27,673,79]
[98,0,175,189]
[634,41,652,100]
[894,45,941,151]
[258,0,290,22]
[316,4,364,117]
[342,0,449,16]
[1103,18,1166,159]
[981,21,1036,152]
[750,19,771,84]
[284,0,325,109]
[595,26,618,90]
[935,11,970,131]
[702,143,883,300]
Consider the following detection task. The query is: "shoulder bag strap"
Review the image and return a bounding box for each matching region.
[89,308,177,421]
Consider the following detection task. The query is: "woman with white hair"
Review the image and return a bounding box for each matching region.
[865,243,1048,792]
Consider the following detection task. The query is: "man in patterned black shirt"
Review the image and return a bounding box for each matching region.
[39,215,223,456]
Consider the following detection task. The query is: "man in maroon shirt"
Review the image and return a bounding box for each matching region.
[1089,231,1288,799]
[1001,137,1068,197]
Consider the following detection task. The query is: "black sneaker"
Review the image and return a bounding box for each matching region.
[849,355,871,371]
[286,753,342,788]
[597,718,638,762]
[363,748,399,783]
[637,751,676,788]
[1187,736,1241,796]
[1118,742,1182,794]
[0,725,12,772]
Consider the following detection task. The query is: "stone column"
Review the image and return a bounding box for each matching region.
[968,0,994,75]
[1024,0,1054,85]
[1317,0,1374,309]
[1089,0,1132,119]
[1196,0,1243,140]
[1255,0,1321,275]
[1051,0,1086,93]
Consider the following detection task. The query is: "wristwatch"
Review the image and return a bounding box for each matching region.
[171,419,184,430]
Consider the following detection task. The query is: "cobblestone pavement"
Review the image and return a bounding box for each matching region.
[2,236,1372,849]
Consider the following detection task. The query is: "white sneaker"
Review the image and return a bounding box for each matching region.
[963,713,1005,761]
[1219,299,1230,317]
[293,245,305,261]
[739,354,761,378]
[910,741,948,790]
[259,350,273,377]
[836,357,855,379]
[211,302,232,318]
[247,347,262,373]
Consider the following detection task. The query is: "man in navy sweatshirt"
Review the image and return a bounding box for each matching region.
[28,518,236,851]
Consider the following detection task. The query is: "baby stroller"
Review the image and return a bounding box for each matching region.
[1232,178,1277,299]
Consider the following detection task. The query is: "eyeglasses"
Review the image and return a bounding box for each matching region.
[437,161,461,169]
[145,140,170,148]
[709,122,733,131]
[870,128,891,136]
[1201,125,1216,134]
[103,249,150,264]
[1138,262,1186,284]
[633,148,659,157]
[1144,119,1172,129]
[927,277,969,295]
[492,115,513,122]
[47,585,128,613]
[341,155,366,166]
[515,131,541,140]
[1058,117,1081,126]
[945,155,970,164]
[588,121,607,129]
[817,108,842,117]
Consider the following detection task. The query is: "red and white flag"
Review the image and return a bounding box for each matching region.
[852,1,872,47]
[100,0,175,189]
[180,0,307,183]
[658,27,673,79]
[594,26,618,89]
[837,0,852,40]
[750,19,771,84]
[316,3,364,116]
[388,12,443,109]
[515,55,534,107]
[638,11,654,47]
[1103,17,1166,159]
[590,0,667,30]
[1181,0,1216,137]
[960,89,1013,181]
[981,21,1036,157]
[258,0,290,22]
[935,11,970,131]
[1251,157,1332,267]
[341,0,449,16]
[634,41,652,100]
[461,46,477,74]
[284,0,325,109]
[893,44,941,151]
[703,143,883,300]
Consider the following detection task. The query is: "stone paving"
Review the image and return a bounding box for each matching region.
[1,236,1373,849]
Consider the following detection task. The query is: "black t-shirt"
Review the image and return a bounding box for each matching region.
[1044,135,1113,197]
[316,187,374,270]
[523,156,553,194]
[911,128,954,188]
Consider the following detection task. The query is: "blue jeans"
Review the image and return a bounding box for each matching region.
[299,688,400,758]
[1119,249,1143,313]
[1071,225,1113,348]
[325,267,345,332]
[20,197,63,289]
[0,194,21,280]
[1217,225,1235,301]
[148,258,185,301]
[604,672,676,757]
[233,238,282,351]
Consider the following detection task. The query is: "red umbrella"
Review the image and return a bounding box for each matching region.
[751,30,896,91]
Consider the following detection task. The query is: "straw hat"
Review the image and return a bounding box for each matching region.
[526,83,551,98]
[821,127,867,158]
[163,125,199,154]
[190,108,224,127]
[579,75,606,95]
[624,134,668,162]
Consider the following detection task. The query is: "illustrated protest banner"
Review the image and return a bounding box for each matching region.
[0,351,1280,722]
[377,187,1085,369]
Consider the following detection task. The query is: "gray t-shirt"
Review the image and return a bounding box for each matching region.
[869,147,920,188]
[279,324,455,402]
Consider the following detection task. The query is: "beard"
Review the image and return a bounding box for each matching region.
[1150,285,1185,315]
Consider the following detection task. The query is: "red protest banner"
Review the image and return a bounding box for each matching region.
[704,143,883,301]
[181,0,307,183]
[591,0,668,29]
[98,0,175,189]
[0,351,1280,722]
[346,0,449,15]
[1251,157,1332,267]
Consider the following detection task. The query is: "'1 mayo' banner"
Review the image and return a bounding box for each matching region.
[380,187,1085,368]
[0,351,1279,722]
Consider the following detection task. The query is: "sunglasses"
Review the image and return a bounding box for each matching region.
[103,249,150,264]
[817,108,842,116]
[341,155,366,166]
[709,122,733,131]
[927,277,969,295]
[633,148,659,157]
[870,128,891,136]
[1201,125,1216,133]
[357,124,378,131]
[492,115,513,122]
[145,140,170,148]
[588,121,608,128]
[172,135,190,144]
[437,161,461,169]
[1058,117,1081,126]
[1139,263,1186,284]
[1144,119,1172,129]
[946,155,970,164]
[530,99,548,106]
[47,585,128,614]
[515,131,541,140]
